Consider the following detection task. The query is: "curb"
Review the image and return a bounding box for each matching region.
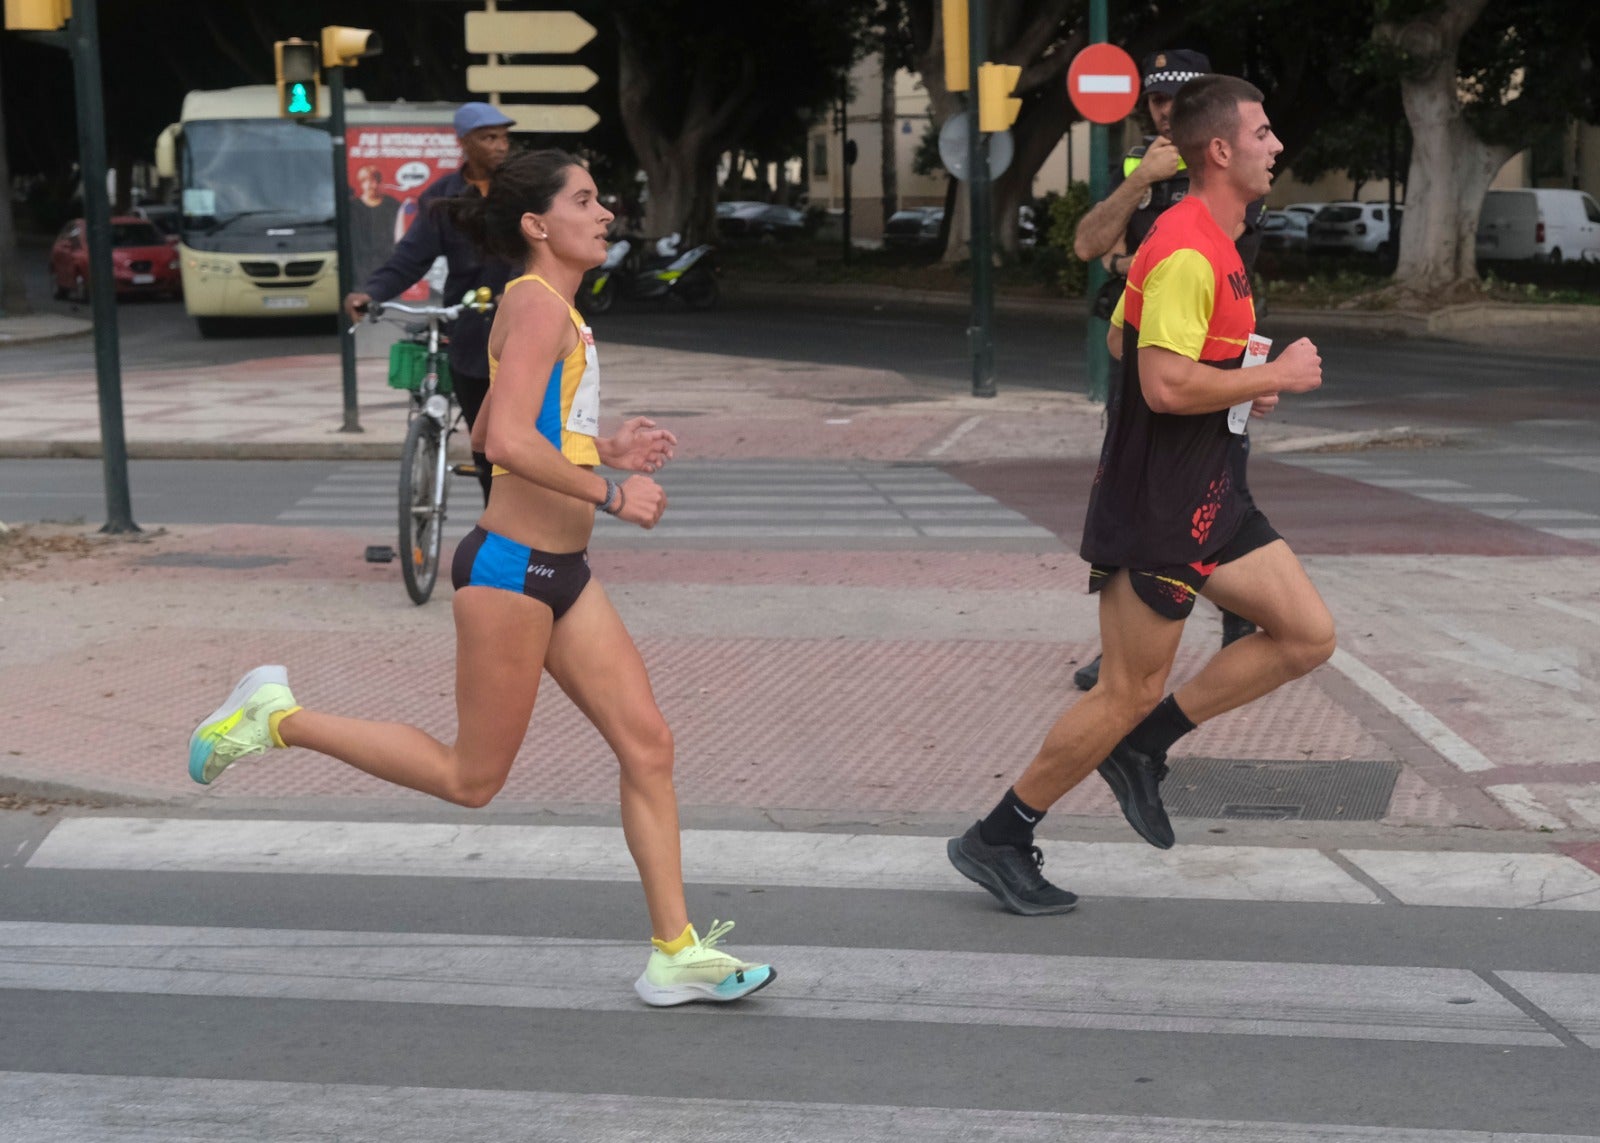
[1257,425,1466,454]
[0,439,418,462]
[0,321,94,349]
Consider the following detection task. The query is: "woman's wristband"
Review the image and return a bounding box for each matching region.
[599,477,623,516]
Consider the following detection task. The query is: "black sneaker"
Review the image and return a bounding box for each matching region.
[1220,610,1257,648]
[1096,742,1175,849]
[1073,653,1102,692]
[946,823,1079,916]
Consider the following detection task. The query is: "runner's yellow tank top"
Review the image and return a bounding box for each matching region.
[488,273,601,473]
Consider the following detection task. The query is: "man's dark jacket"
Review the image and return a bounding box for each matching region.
[360,169,513,381]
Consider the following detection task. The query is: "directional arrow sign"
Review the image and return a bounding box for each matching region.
[465,11,597,55]
[467,65,598,94]
[500,104,601,135]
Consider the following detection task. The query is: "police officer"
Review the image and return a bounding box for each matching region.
[1071,50,1263,691]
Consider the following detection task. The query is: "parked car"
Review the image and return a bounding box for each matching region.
[1283,201,1326,222]
[715,200,807,242]
[1259,208,1310,251]
[884,206,944,249]
[1307,202,1401,256]
[132,203,181,243]
[50,216,182,302]
[1476,188,1600,264]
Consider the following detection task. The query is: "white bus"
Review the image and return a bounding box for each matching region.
[155,87,459,337]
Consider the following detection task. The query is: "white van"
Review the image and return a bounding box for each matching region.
[1476,188,1600,263]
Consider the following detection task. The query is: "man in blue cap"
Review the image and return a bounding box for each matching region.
[344,102,516,503]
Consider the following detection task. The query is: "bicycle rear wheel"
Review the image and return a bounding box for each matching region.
[399,413,449,604]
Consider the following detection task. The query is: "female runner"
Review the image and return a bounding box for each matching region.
[187,149,774,1007]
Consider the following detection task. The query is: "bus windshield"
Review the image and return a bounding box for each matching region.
[180,120,333,230]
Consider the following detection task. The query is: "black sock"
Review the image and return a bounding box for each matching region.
[978,787,1046,849]
[1125,694,1196,760]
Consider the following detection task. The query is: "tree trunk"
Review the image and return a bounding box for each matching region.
[615,14,759,246]
[994,75,1069,254]
[0,49,31,317]
[880,49,898,229]
[1380,0,1508,294]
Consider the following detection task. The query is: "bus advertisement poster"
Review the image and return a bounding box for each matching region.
[346,126,463,300]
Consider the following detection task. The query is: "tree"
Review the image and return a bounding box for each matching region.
[612,0,871,244]
[1375,0,1600,295]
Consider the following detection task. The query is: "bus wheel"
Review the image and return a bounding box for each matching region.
[196,317,228,338]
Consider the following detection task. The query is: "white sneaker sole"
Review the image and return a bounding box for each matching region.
[633,964,776,1007]
[188,665,288,785]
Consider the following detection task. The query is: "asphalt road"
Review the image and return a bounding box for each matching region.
[3,806,1599,1140]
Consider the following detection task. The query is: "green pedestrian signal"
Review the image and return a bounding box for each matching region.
[274,39,320,118]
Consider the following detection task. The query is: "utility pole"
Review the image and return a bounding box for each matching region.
[328,63,361,433]
[1085,0,1111,405]
[965,0,994,398]
[11,0,137,531]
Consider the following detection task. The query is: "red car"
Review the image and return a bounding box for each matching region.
[50,215,182,302]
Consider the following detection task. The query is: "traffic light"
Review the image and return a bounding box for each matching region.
[275,38,319,118]
[322,25,381,68]
[978,62,1023,132]
[3,0,70,30]
[941,0,968,92]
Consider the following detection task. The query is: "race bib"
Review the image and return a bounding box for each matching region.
[1229,334,1271,435]
[565,325,601,437]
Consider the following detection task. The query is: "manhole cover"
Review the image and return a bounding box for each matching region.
[139,552,291,570]
[1163,758,1400,822]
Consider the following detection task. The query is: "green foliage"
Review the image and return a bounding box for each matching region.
[1044,182,1091,297]
[911,122,943,177]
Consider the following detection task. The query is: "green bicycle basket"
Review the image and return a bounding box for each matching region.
[387,341,453,395]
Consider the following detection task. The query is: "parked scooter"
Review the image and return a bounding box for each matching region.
[579,233,719,316]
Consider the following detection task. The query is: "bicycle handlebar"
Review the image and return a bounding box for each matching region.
[347,290,495,335]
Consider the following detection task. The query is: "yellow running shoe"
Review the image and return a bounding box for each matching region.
[188,665,298,785]
[634,920,775,1007]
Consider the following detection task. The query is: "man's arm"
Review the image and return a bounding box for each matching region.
[1072,137,1182,261]
[1138,339,1322,416]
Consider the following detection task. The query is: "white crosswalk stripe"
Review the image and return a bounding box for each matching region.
[277,460,1059,544]
[1283,454,1600,543]
[6,1074,1596,1143]
[8,816,1600,1140]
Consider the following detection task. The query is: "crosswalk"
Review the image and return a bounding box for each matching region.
[1281,451,1600,543]
[4,815,1599,1140]
[277,460,1060,546]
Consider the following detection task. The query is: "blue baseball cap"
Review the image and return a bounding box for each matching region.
[453,102,515,137]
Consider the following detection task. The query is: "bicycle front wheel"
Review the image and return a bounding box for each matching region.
[399,414,449,604]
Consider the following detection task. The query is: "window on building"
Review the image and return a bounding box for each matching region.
[812,137,829,178]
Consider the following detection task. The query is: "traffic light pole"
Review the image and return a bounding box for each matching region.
[965,0,995,398]
[329,65,362,433]
[66,0,137,532]
[1085,0,1111,405]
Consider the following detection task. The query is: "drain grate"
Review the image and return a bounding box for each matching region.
[1163,758,1400,822]
[139,552,291,570]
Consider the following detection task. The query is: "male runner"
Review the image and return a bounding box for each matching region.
[1072,49,1264,694]
[948,75,1334,915]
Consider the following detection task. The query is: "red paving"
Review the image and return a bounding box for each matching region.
[946,458,1600,557]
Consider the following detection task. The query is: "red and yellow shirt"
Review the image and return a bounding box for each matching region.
[1082,196,1258,569]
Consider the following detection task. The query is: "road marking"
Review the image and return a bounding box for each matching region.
[1327,648,1496,773]
[1416,492,1531,504]
[1428,620,1586,693]
[30,818,1600,911]
[1536,597,1600,627]
[1541,527,1600,541]
[1497,972,1600,1048]
[6,1073,1596,1143]
[926,415,984,457]
[0,920,1560,1045]
[1342,850,1600,910]
[1362,478,1469,490]
[1486,784,1570,832]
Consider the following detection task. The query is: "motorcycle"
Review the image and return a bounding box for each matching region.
[579,233,719,317]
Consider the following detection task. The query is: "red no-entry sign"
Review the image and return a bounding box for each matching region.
[1067,43,1141,124]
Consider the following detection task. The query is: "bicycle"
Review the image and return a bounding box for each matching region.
[354,288,494,605]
